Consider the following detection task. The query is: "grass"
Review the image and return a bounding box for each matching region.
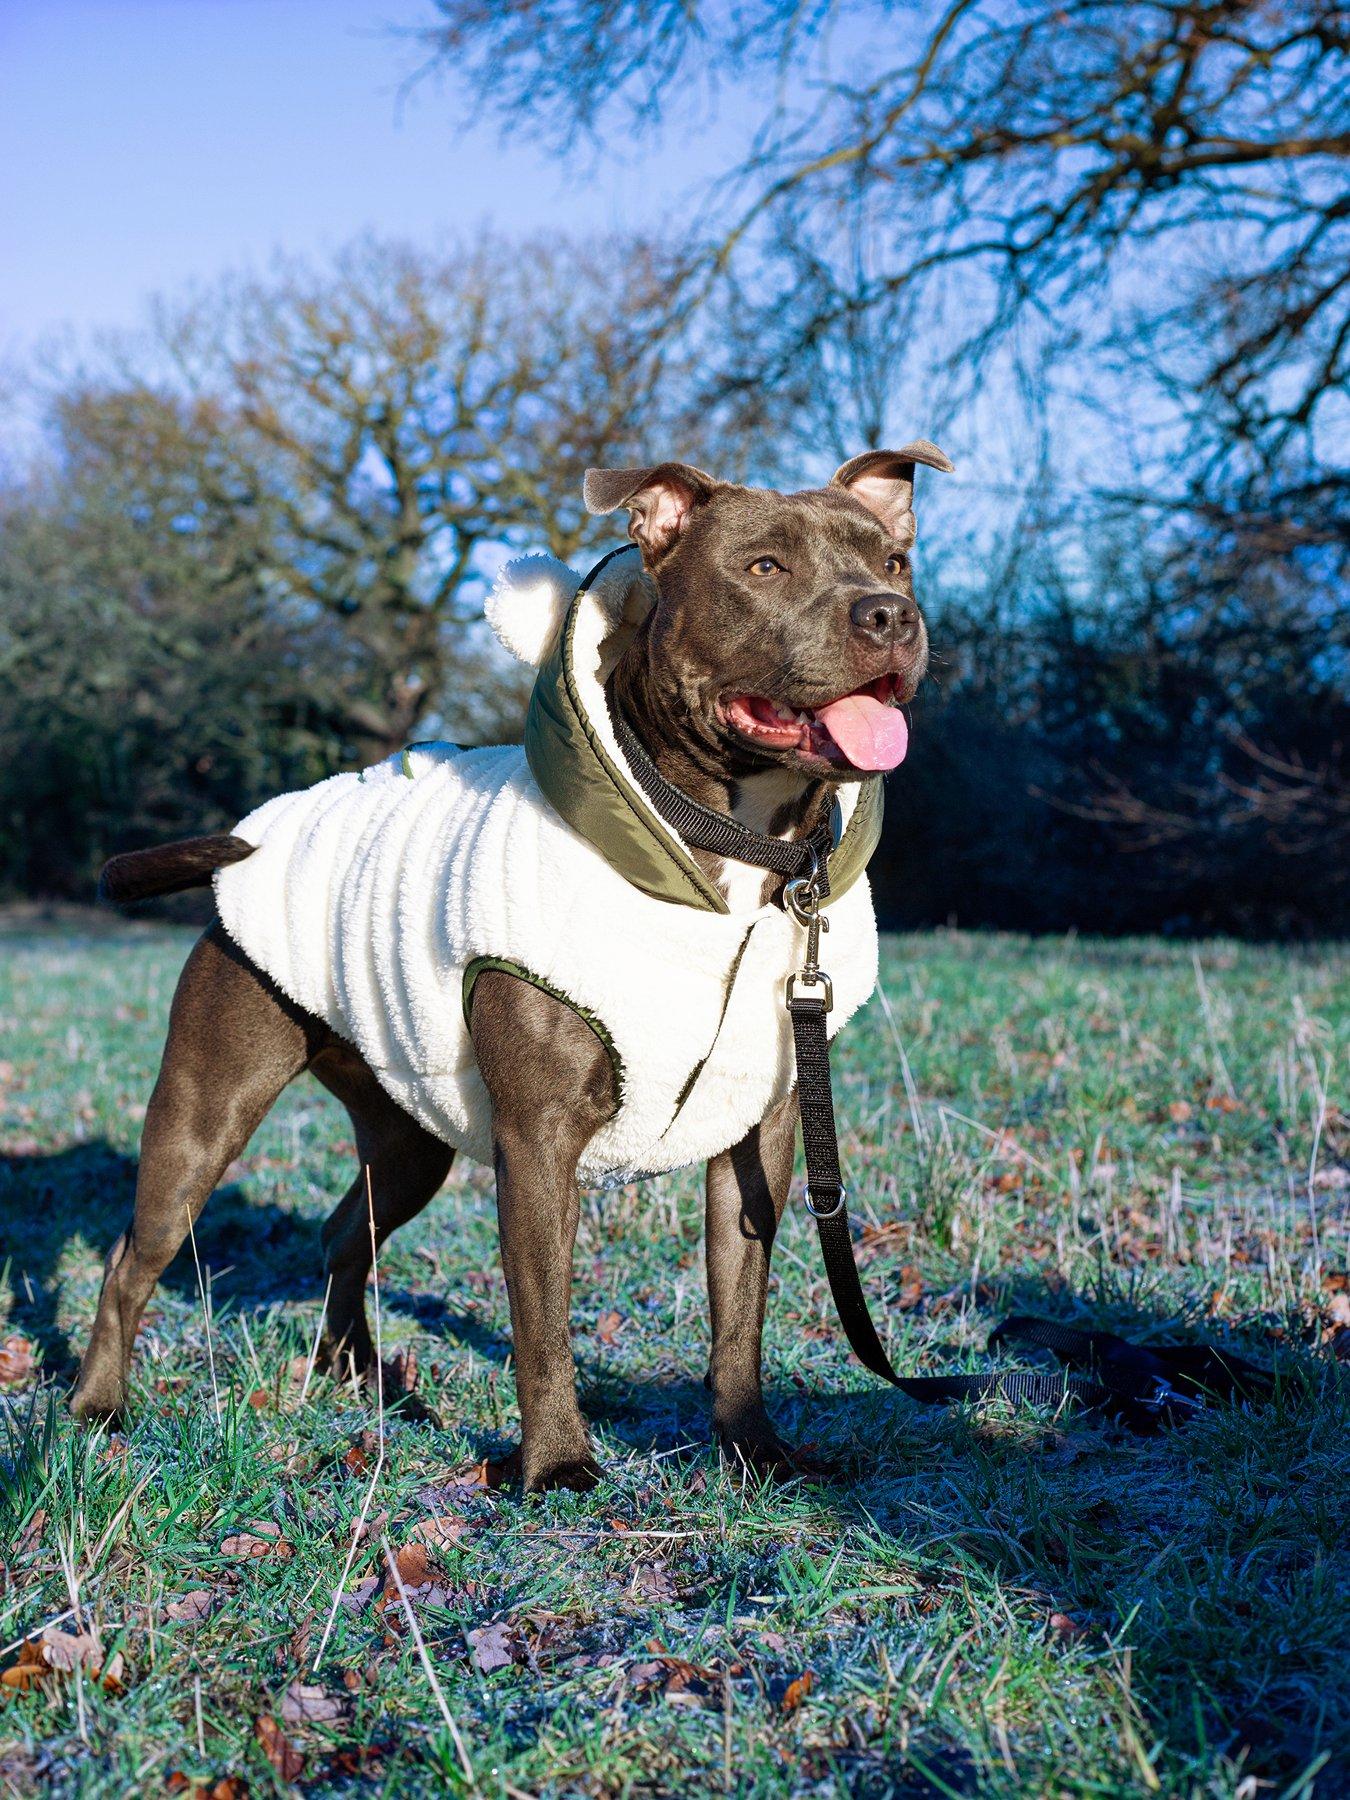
[0,914,1346,1798]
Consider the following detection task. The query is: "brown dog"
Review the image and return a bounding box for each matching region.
[71,446,950,1490]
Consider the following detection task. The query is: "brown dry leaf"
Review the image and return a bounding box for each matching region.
[467,1621,520,1673]
[631,1562,676,1602]
[0,1334,36,1388]
[1049,1611,1087,1637]
[780,1669,815,1713]
[0,1639,47,1692]
[1167,1099,1193,1123]
[4,1626,127,1692]
[894,1265,924,1311]
[255,1715,305,1781]
[393,1542,432,1588]
[341,1442,370,1478]
[164,1589,217,1625]
[1205,1093,1242,1114]
[595,1310,624,1346]
[279,1679,348,1727]
[408,1513,466,1551]
[855,1220,906,1265]
[221,1521,293,1562]
[13,1508,47,1559]
[165,1776,246,1800]
[246,1388,270,1411]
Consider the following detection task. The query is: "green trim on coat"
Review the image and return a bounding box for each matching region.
[462,955,625,1104]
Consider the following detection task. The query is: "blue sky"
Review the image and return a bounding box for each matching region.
[0,0,744,353]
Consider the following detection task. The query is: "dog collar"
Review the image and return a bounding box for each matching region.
[523,548,885,913]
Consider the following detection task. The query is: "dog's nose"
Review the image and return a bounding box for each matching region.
[849,592,920,645]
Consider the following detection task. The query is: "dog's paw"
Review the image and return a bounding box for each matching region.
[717,1430,834,1484]
[524,1455,605,1495]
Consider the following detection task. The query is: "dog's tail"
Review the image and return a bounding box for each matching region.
[99,834,257,906]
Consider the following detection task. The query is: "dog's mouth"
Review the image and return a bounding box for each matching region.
[719,675,909,773]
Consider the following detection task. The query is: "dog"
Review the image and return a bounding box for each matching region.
[70,443,951,1491]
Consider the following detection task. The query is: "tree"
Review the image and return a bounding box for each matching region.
[71,232,776,761]
[421,2,1349,501]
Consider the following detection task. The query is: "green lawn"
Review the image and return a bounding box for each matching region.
[1,917,1346,1798]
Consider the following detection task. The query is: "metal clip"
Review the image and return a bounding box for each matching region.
[785,847,832,1011]
[1141,1379,1204,1415]
[804,1183,846,1220]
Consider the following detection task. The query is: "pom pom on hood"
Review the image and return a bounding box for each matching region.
[485,546,655,669]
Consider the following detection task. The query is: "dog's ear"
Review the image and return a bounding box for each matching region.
[832,441,954,546]
[583,462,719,561]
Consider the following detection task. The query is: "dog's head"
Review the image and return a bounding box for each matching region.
[586,444,953,779]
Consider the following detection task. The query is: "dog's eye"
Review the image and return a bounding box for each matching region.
[885,554,906,578]
[748,557,785,576]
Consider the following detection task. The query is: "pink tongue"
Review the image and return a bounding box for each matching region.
[814,694,909,771]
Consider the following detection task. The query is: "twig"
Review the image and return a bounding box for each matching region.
[382,1537,477,1789]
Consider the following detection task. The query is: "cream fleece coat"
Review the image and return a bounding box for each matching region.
[214,549,879,1185]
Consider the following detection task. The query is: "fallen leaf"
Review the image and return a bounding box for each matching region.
[246,1388,270,1411]
[12,1508,47,1558]
[341,1443,370,1478]
[221,1522,293,1562]
[164,1589,217,1625]
[780,1669,815,1713]
[1167,1100,1193,1123]
[2,1627,125,1693]
[0,1639,47,1692]
[255,1714,304,1780]
[631,1562,676,1602]
[279,1679,348,1727]
[338,1575,382,1614]
[1049,1611,1087,1637]
[595,1309,624,1346]
[0,1334,35,1388]
[409,1513,466,1551]
[393,1542,432,1588]
[1205,1093,1242,1114]
[467,1621,519,1673]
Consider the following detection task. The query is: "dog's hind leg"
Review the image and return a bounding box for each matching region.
[310,1043,454,1388]
[704,1091,799,1476]
[70,924,322,1422]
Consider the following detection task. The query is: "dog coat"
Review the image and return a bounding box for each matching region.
[214,547,882,1184]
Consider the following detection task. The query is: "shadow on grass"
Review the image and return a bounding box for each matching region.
[0,1139,329,1376]
[573,1276,1346,1796]
[5,1142,1344,1790]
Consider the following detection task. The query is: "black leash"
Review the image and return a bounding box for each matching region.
[613,724,1274,1430]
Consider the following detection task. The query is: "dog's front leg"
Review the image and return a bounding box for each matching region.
[471,970,617,1493]
[704,1091,799,1475]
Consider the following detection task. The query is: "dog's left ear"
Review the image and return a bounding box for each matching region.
[583,462,719,562]
[832,440,954,546]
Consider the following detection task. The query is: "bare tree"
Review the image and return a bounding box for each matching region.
[421,1,1350,495]
[66,232,771,760]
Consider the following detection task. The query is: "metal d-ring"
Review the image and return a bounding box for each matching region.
[804,1183,846,1220]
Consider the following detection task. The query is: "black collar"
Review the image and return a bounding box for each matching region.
[611,712,834,893]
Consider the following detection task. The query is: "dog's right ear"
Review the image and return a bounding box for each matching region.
[583,463,719,561]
